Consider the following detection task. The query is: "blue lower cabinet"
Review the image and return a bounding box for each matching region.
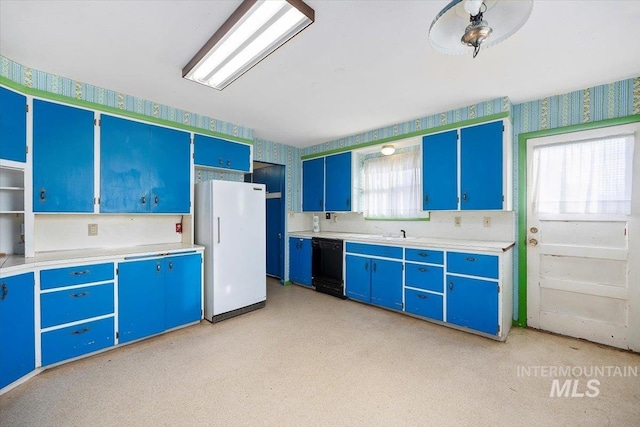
[0,272,35,389]
[165,254,202,330]
[289,237,311,286]
[405,289,443,321]
[118,258,166,343]
[370,259,403,310]
[345,255,371,302]
[41,317,114,366]
[346,255,402,310]
[446,275,498,335]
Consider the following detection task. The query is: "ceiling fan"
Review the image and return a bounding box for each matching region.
[429,0,534,58]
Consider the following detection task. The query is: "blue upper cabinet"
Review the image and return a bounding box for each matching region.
[148,125,191,213]
[194,134,251,172]
[0,86,27,162]
[422,130,458,210]
[460,121,503,210]
[302,157,324,212]
[325,152,352,212]
[33,100,95,212]
[101,115,190,213]
[100,115,152,213]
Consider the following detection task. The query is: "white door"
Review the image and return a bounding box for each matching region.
[526,122,640,351]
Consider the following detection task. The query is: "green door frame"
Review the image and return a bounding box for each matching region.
[515,114,640,327]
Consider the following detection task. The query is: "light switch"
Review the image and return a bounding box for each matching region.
[88,223,98,236]
[454,217,461,227]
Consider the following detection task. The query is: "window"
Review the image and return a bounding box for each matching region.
[362,149,421,218]
[531,134,634,215]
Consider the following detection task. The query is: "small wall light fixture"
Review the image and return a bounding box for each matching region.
[381,145,396,156]
[183,0,315,90]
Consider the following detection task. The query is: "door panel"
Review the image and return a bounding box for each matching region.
[165,254,202,329]
[447,275,498,335]
[422,130,458,210]
[526,123,640,350]
[345,255,370,302]
[100,115,150,213]
[325,152,352,211]
[33,100,94,212]
[118,259,165,343]
[460,121,503,210]
[370,259,403,310]
[0,86,27,162]
[302,158,324,211]
[148,125,191,213]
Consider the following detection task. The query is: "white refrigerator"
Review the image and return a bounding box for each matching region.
[194,180,266,322]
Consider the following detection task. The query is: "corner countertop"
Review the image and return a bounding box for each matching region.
[0,243,205,275]
[288,231,515,253]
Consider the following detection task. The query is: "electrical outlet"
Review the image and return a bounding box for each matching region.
[454,217,461,227]
[483,217,491,227]
[176,223,183,233]
[325,213,331,219]
[88,223,98,236]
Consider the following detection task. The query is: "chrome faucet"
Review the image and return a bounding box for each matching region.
[400,229,406,238]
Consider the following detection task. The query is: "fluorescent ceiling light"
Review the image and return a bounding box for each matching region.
[183,0,314,90]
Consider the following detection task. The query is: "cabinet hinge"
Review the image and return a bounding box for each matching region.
[457,133,459,141]
[94,197,101,205]
[116,268,119,276]
[502,125,505,132]
[502,195,504,202]
[94,119,101,126]
[497,285,500,292]
[25,145,29,154]
[497,324,501,333]
[116,331,119,339]
[26,104,29,113]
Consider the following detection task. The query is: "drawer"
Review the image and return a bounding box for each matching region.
[41,283,115,328]
[405,248,444,264]
[447,252,498,279]
[405,289,443,321]
[345,242,402,259]
[405,263,444,292]
[41,317,114,366]
[40,262,114,290]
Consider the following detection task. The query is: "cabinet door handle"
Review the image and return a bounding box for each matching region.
[417,294,429,300]
[40,188,46,203]
[462,192,467,202]
[1,283,7,301]
[423,194,428,204]
[70,291,89,298]
[156,262,161,272]
[168,261,173,270]
[70,270,90,276]
[465,257,477,262]
[141,195,146,205]
[449,281,454,291]
[71,327,90,335]
[418,267,429,272]
[373,262,377,272]
[154,195,159,205]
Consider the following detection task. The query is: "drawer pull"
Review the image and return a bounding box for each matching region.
[71,327,90,335]
[465,257,477,262]
[70,291,89,298]
[70,270,90,276]
[418,267,429,272]
[1,283,7,301]
[418,252,429,257]
[417,294,429,300]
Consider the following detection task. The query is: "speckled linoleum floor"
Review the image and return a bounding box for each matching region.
[1,278,639,426]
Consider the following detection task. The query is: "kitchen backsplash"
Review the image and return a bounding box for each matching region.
[288,211,515,242]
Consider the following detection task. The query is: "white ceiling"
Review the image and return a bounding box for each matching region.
[1,1,639,148]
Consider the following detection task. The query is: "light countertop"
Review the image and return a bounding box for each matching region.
[288,231,515,253]
[0,243,204,275]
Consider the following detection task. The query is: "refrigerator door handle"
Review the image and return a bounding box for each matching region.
[217,217,221,243]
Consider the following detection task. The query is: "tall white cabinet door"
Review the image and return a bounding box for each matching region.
[212,181,266,315]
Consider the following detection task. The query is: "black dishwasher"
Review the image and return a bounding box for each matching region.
[311,238,345,299]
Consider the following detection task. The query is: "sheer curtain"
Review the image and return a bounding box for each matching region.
[363,150,421,218]
[531,134,634,215]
